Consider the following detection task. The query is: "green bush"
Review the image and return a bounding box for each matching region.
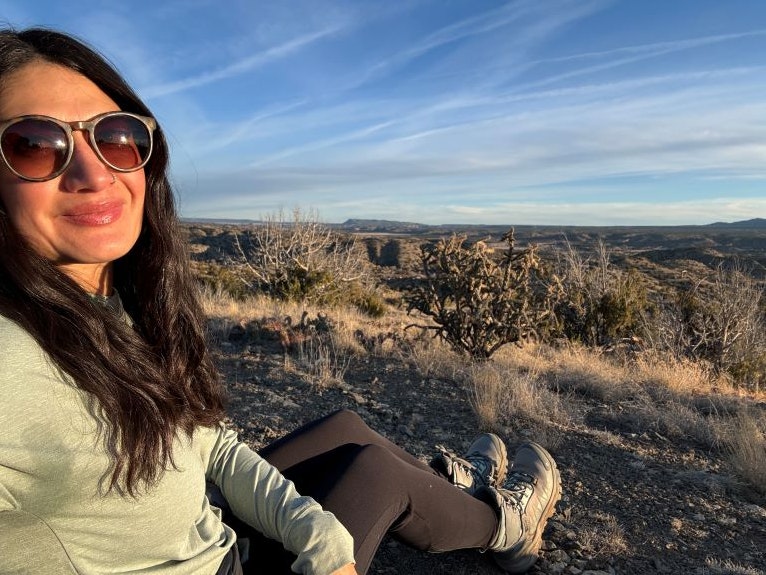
[352,290,387,318]
[193,262,250,300]
[555,241,652,347]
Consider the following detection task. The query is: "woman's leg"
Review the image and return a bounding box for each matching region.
[259,409,433,474]
[251,410,498,575]
[282,443,497,574]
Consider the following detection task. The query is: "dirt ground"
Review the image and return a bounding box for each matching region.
[214,330,766,575]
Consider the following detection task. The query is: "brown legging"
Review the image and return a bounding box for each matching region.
[228,409,497,574]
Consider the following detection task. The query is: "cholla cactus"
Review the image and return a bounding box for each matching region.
[406,229,562,359]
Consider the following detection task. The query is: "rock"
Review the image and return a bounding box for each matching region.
[547,549,571,563]
[541,540,558,551]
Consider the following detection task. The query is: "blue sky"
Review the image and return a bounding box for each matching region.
[3,0,765,225]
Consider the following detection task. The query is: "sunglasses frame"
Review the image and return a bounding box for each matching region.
[0,111,157,182]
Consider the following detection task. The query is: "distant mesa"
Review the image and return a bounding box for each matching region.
[706,218,766,229]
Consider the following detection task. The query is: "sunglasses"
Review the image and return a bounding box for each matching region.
[0,111,157,182]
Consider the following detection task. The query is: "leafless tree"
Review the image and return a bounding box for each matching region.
[642,260,766,389]
[232,208,369,303]
[680,261,765,383]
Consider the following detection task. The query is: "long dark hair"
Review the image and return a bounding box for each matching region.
[0,28,226,495]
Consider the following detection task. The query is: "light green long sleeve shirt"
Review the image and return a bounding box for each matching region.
[0,314,354,575]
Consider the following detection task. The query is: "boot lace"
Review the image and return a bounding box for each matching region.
[502,471,536,511]
[435,445,495,489]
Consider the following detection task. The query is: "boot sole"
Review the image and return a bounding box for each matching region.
[496,442,562,574]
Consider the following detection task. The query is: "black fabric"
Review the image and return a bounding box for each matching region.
[231,409,497,575]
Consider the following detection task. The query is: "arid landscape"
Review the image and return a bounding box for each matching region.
[186,218,766,575]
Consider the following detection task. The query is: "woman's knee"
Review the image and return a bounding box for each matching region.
[320,409,369,436]
[326,408,365,427]
[344,443,402,485]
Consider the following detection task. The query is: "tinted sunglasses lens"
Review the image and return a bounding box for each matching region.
[94,114,151,170]
[1,119,69,179]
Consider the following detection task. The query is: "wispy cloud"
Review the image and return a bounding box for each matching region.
[342,0,607,92]
[521,29,766,91]
[193,99,310,153]
[231,61,765,178]
[143,26,342,98]
[537,29,766,65]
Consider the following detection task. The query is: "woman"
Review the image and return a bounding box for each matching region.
[0,28,561,575]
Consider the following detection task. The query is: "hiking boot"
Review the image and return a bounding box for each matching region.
[430,433,508,496]
[476,442,561,573]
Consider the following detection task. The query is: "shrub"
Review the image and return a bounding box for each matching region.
[232,208,375,307]
[555,239,652,347]
[192,261,251,300]
[671,262,766,389]
[353,290,387,318]
[406,229,562,359]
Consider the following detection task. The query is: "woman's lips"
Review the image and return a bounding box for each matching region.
[61,201,124,226]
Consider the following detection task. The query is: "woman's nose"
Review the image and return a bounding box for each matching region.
[59,131,114,192]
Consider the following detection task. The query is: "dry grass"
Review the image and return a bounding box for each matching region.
[405,336,466,382]
[466,362,507,432]
[288,332,352,388]
[531,345,643,403]
[725,411,766,499]
[199,285,400,358]
[578,511,629,557]
[465,361,570,431]
[704,557,765,575]
[632,353,716,394]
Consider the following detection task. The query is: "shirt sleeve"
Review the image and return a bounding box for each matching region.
[197,424,355,575]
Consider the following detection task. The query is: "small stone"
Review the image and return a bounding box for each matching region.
[548,520,568,533]
[548,549,571,563]
[541,540,558,551]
